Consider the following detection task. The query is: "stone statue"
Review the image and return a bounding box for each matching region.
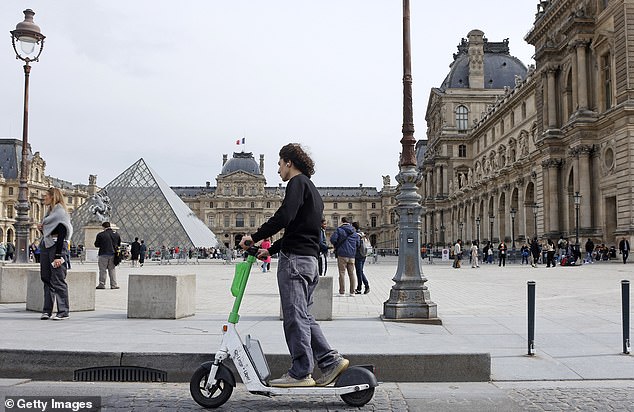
[382,175,391,186]
[89,174,97,185]
[459,173,465,188]
[449,179,454,194]
[88,190,112,223]
[468,168,473,185]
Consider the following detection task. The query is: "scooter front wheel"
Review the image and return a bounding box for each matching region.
[189,365,233,408]
[340,387,375,407]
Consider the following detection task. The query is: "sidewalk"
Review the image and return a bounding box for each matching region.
[0,256,632,382]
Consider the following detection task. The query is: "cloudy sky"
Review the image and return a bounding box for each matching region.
[0,1,537,190]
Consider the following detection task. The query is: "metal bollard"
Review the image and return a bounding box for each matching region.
[622,280,630,355]
[528,281,536,356]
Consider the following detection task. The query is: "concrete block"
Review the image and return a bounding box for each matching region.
[127,274,196,319]
[26,270,97,312]
[0,265,38,303]
[280,275,333,321]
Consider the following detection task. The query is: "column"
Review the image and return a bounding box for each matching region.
[517,181,526,241]
[576,41,588,111]
[435,165,442,197]
[441,164,449,197]
[547,160,561,234]
[427,170,433,199]
[547,68,557,128]
[578,146,592,228]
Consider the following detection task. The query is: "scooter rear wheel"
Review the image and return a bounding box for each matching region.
[340,387,375,407]
[189,365,233,408]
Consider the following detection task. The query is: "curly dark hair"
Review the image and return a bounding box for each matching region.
[279,143,315,178]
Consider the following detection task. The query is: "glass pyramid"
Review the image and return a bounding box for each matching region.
[70,158,218,250]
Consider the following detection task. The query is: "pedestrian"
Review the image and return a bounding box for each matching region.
[239,143,349,388]
[0,242,7,262]
[130,237,141,267]
[619,237,630,264]
[557,236,568,263]
[470,240,480,268]
[352,222,370,294]
[6,242,15,261]
[330,216,359,296]
[530,238,541,267]
[584,238,595,264]
[139,240,147,267]
[498,241,507,267]
[318,219,328,276]
[94,221,121,289]
[545,238,556,268]
[487,241,494,264]
[260,237,272,272]
[453,239,462,269]
[520,243,530,265]
[38,187,73,321]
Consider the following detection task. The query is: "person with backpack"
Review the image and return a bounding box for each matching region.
[352,222,370,294]
[330,217,359,296]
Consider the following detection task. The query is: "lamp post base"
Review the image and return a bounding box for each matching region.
[383,286,441,324]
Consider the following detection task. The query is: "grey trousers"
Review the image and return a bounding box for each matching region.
[277,252,340,379]
[40,244,69,316]
[98,255,117,287]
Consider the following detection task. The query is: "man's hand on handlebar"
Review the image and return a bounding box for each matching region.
[239,236,253,250]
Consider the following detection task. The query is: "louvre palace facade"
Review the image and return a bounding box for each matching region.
[173,152,399,250]
[420,0,632,249]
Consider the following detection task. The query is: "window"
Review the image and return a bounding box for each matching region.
[224,215,230,227]
[390,212,395,225]
[8,187,13,196]
[348,203,352,209]
[209,202,213,208]
[266,201,271,208]
[223,187,229,195]
[510,111,515,128]
[250,187,256,195]
[371,216,377,227]
[492,127,496,140]
[458,144,467,158]
[521,102,527,120]
[224,202,229,208]
[236,213,245,227]
[250,202,255,208]
[249,215,256,227]
[68,197,73,204]
[456,105,468,133]
[7,205,13,219]
[237,187,244,196]
[333,203,338,209]
[500,120,504,135]
[332,216,339,228]
[208,215,215,226]
[371,202,376,209]
[602,53,612,111]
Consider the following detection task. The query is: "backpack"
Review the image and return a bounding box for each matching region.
[357,236,369,257]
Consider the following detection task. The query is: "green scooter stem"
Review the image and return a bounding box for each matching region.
[228,254,257,324]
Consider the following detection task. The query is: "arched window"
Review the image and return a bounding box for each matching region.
[266,201,271,208]
[456,105,468,133]
[209,202,214,208]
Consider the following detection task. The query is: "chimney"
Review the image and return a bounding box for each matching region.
[260,154,265,174]
[206,181,210,188]
[222,154,227,166]
[467,29,485,89]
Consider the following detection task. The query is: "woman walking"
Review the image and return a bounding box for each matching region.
[470,240,480,268]
[38,187,73,320]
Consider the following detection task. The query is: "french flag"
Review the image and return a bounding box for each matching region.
[236,138,245,145]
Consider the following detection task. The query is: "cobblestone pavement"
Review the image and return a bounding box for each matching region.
[2,380,633,411]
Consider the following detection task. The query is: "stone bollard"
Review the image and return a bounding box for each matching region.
[280,276,333,321]
[26,270,97,312]
[127,274,196,319]
[0,265,38,303]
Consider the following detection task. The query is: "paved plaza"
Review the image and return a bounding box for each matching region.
[1,256,633,410]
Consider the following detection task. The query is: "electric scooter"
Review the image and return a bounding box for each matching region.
[189,243,378,408]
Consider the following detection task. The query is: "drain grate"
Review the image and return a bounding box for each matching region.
[74,366,167,382]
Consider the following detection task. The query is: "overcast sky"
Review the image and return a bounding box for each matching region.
[1,1,537,190]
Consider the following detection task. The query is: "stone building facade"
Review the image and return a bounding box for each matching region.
[173,152,399,250]
[0,138,90,246]
[420,0,632,250]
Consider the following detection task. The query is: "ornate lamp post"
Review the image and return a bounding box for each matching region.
[476,216,481,244]
[10,9,45,263]
[382,0,439,323]
[510,208,516,249]
[532,203,539,239]
[458,221,464,241]
[489,215,495,243]
[434,228,439,252]
[573,192,581,255]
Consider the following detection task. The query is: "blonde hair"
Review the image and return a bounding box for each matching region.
[47,187,68,211]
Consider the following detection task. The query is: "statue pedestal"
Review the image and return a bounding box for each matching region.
[83,223,118,262]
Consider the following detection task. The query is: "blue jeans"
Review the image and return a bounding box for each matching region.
[277,252,340,379]
[40,243,69,317]
[354,257,368,290]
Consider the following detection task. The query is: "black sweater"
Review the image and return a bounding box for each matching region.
[251,174,323,258]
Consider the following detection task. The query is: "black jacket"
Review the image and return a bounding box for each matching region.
[252,174,323,258]
[95,228,121,256]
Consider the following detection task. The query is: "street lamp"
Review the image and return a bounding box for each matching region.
[458,221,464,240]
[489,215,495,243]
[435,228,439,252]
[573,192,581,255]
[10,9,45,263]
[475,216,481,244]
[510,208,516,249]
[532,203,539,239]
[440,224,446,248]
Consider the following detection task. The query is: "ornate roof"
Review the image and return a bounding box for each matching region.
[220,152,262,175]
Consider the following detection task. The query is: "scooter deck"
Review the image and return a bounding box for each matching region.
[249,383,371,396]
